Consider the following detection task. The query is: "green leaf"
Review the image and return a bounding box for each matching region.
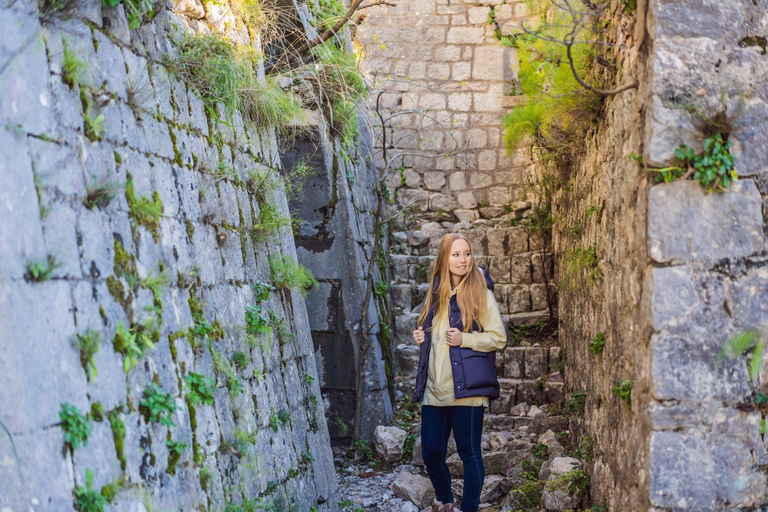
[750,338,766,381]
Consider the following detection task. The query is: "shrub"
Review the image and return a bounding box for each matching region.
[245,304,272,335]
[253,281,275,302]
[501,8,601,160]
[168,32,302,127]
[269,255,318,297]
[84,177,117,210]
[24,254,61,282]
[589,332,605,355]
[166,438,187,475]
[311,41,366,146]
[558,244,600,293]
[113,321,156,372]
[676,134,736,190]
[612,379,634,409]
[563,390,586,416]
[231,350,249,369]
[184,372,215,406]
[108,408,127,470]
[62,38,87,88]
[73,469,107,512]
[60,403,91,451]
[101,0,155,29]
[252,202,291,242]
[73,329,101,382]
[307,0,346,32]
[140,383,177,426]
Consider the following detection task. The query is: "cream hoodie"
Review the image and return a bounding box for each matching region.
[422,287,507,407]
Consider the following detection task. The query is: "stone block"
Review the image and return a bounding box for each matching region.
[542,382,564,404]
[435,45,462,61]
[395,343,420,378]
[651,332,751,401]
[429,192,456,211]
[531,284,549,311]
[0,281,86,433]
[452,62,472,81]
[510,254,532,284]
[648,180,764,264]
[504,347,526,377]
[516,381,542,405]
[393,473,436,508]
[472,45,505,80]
[447,26,485,44]
[448,92,473,112]
[0,428,74,510]
[0,8,55,136]
[525,348,548,378]
[650,429,767,508]
[398,189,429,210]
[507,285,530,314]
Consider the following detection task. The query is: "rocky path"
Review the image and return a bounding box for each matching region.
[334,337,598,512]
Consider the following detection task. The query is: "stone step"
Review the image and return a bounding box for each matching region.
[484,413,568,435]
[498,345,561,379]
[494,378,565,412]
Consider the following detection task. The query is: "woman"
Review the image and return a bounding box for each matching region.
[412,233,507,512]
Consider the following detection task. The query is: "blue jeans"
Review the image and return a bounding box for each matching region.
[421,405,485,512]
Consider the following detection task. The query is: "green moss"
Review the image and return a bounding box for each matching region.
[108,408,127,471]
[89,402,104,422]
[185,219,196,240]
[125,174,164,241]
[113,150,122,167]
[169,126,184,167]
[113,239,138,285]
[106,275,133,315]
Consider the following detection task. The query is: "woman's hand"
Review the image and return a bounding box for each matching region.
[413,326,425,345]
[446,328,463,346]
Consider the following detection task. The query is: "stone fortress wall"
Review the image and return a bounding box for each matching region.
[555,0,768,508]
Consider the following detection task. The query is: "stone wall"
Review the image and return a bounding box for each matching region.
[554,0,768,509]
[280,112,395,445]
[0,1,342,509]
[356,1,552,393]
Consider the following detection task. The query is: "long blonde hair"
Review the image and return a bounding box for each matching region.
[417,233,488,332]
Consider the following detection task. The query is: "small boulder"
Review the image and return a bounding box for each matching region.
[479,474,507,502]
[541,457,581,511]
[501,439,535,483]
[527,405,543,417]
[510,403,529,416]
[488,431,514,451]
[393,473,436,508]
[537,429,565,460]
[374,425,407,462]
[411,436,424,466]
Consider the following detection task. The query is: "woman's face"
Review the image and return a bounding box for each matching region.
[448,238,472,279]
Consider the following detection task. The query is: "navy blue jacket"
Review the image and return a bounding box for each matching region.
[412,267,500,403]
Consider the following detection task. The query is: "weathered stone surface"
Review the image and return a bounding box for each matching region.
[541,457,581,511]
[395,343,420,377]
[374,426,408,462]
[648,180,764,264]
[392,472,436,508]
[649,428,767,508]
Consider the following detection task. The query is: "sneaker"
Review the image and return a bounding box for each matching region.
[431,498,460,512]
